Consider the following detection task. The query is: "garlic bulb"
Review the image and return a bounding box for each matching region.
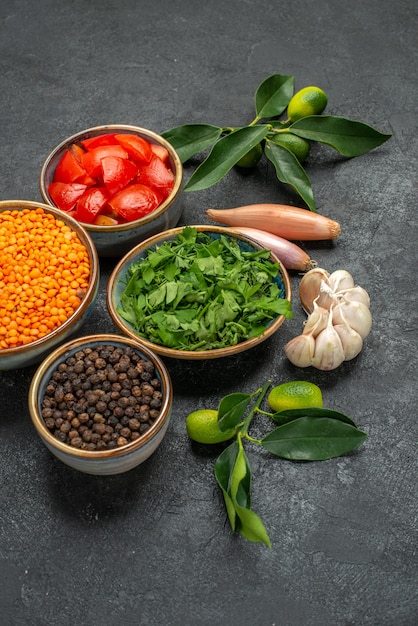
[285,333,315,367]
[311,307,346,371]
[286,265,372,371]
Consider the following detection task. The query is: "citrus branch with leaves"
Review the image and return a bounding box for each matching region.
[162,73,392,211]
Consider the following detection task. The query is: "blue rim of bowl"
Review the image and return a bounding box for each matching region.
[0,200,100,360]
[28,334,173,459]
[106,225,292,360]
[39,124,183,233]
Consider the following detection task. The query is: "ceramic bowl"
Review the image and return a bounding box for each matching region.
[39,124,184,257]
[28,334,173,475]
[107,225,292,360]
[0,200,99,370]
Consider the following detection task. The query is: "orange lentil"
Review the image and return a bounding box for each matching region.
[0,207,91,350]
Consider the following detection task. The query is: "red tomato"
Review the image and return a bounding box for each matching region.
[114,134,153,164]
[108,184,159,222]
[48,182,87,212]
[93,214,119,226]
[81,145,128,178]
[74,187,110,223]
[137,155,175,201]
[69,143,86,162]
[53,149,91,184]
[80,133,119,150]
[150,143,170,164]
[101,156,138,196]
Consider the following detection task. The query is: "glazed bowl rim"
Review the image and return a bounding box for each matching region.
[0,200,99,359]
[28,333,173,459]
[39,123,183,233]
[107,225,292,360]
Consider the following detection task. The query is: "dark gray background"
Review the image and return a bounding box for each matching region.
[0,1,416,625]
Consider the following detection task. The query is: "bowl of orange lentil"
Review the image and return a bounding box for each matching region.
[0,200,99,370]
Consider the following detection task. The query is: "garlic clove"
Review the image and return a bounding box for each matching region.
[285,333,315,367]
[337,285,371,309]
[334,324,363,361]
[315,280,336,310]
[328,269,355,293]
[332,300,372,339]
[302,301,329,337]
[298,267,331,314]
[311,308,345,371]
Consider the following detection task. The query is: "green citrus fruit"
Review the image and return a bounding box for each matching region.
[267,381,323,412]
[287,86,328,122]
[271,133,311,162]
[185,409,236,444]
[236,142,263,168]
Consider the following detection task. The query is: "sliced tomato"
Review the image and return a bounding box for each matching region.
[81,133,119,150]
[114,134,153,164]
[53,149,91,184]
[150,143,170,164]
[48,182,87,212]
[81,145,128,178]
[137,155,175,201]
[108,183,160,222]
[93,214,119,226]
[101,156,138,196]
[74,187,110,223]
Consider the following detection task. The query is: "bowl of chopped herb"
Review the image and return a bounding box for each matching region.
[0,200,99,370]
[106,225,293,360]
[28,334,172,475]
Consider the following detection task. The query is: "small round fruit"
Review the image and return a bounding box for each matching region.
[236,143,263,168]
[287,86,328,122]
[185,409,236,444]
[271,133,311,162]
[267,381,323,412]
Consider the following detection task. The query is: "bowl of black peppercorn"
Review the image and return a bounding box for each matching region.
[28,334,173,475]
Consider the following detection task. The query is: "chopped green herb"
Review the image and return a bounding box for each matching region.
[116,227,293,351]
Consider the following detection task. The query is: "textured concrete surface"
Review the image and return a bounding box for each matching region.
[0,1,416,625]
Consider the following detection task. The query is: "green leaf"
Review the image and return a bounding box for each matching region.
[184,125,269,192]
[214,439,270,545]
[255,73,294,119]
[271,406,357,427]
[234,503,272,547]
[218,393,251,431]
[261,416,367,460]
[217,392,252,431]
[161,123,222,162]
[214,442,240,530]
[230,445,248,502]
[290,115,392,157]
[264,139,316,211]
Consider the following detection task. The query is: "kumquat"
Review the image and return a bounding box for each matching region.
[0,207,91,349]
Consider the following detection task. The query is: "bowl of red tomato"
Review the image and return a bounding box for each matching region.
[40,125,184,257]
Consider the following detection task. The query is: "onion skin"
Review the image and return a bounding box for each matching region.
[227,226,317,271]
[206,204,341,241]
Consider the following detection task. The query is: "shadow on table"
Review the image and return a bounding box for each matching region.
[161,338,275,396]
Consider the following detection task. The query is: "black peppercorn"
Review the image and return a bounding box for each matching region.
[41,345,163,451]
